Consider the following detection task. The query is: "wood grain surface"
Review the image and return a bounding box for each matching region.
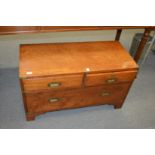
[19,41,138,78]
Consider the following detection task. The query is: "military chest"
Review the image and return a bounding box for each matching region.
[19,41,138,121]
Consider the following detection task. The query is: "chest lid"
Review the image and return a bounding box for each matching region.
[19,41,138,78]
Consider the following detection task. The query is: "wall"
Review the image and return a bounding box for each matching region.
[0,29,144,68]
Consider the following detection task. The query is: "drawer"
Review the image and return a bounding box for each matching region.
[24,83,132,113]
[21,74,83,92]
[85,71,137,86]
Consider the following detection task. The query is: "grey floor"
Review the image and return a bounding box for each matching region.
[0,53,155,129]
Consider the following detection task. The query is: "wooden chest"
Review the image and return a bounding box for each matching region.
[19,41,138,121]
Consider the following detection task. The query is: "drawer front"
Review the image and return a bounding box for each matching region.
[85,71,137,86]
[21,74,83,91]
[24,83,132,113]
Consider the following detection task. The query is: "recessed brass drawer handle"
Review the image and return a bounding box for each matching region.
[48,82,61,88]
[101,92,111,96]
[106,78,117,84]
[49,98,60,103]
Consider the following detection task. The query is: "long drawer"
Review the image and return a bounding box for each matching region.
[24,82,132,113]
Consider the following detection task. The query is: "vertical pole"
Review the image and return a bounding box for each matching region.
[115,29,122,41]
[134,29,151,62]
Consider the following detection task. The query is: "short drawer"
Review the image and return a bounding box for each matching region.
[85,70,137,86]
[24,82,132,113]
[21,74,83,91]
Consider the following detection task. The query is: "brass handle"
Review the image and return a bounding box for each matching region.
[48,82,61,88]
[101,92,111,97]
[49,98,60,103]
[106,78,117,84]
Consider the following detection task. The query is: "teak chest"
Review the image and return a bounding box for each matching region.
[19,41,138,121]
